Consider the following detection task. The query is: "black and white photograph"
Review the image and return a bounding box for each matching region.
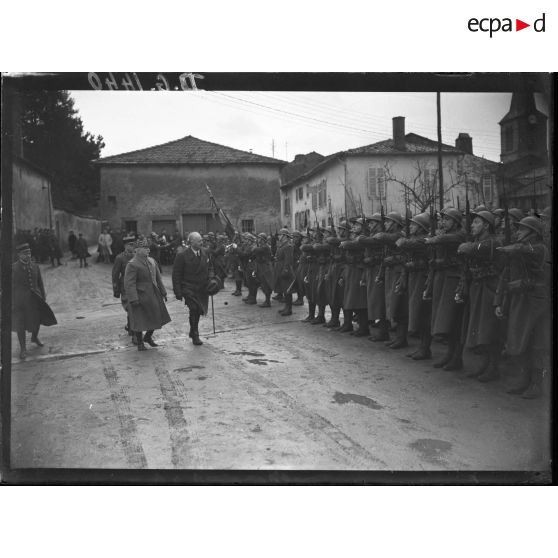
[1,72,552,481]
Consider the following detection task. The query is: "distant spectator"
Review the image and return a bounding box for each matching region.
[76,233,90,268]
[48,230,63,267]
[98,228,113,263]
[68,230,77,259]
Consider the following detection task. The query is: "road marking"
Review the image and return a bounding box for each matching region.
[155,366,193,468]
[102,359,148,469]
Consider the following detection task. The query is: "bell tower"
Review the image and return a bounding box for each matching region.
[499,87,547,165]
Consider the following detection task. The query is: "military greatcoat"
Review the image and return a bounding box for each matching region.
[340,239,367,311]
[125,255,171,331]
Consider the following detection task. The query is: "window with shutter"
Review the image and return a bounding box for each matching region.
[368,168,386,199]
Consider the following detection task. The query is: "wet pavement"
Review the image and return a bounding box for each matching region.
[8,257,551,471]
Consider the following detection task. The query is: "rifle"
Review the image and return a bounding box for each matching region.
[206,184,235,240]
[465,180,471,241]
[502,177,511,245]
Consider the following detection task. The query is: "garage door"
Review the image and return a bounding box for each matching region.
[182,214,209,235]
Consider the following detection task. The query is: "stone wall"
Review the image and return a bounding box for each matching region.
[99,164,282,235]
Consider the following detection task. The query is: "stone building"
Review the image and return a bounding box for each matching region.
[94,135,286,237]
[280,117,501,229]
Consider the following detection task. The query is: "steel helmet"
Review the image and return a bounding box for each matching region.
[473,210,495,228]
[385,211,404,227]
[440,207,463,225]
[410,212,430,233]
[508,208,523,222]
[517,216,543,237]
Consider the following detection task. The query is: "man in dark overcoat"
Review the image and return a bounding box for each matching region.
[274,228,295,316]
[112,235,137,342]
[12,243,57,359]
[424,207,467,370]
[291,230,305,306]
[75,233,90,268]
[300,232,317,321]
[68,230,77,259]
[495,216,550,398]
[172,231,211,346]
[457,211,503,381]
[124,236,171,350]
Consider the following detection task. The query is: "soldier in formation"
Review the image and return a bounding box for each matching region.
[230,203,549,400]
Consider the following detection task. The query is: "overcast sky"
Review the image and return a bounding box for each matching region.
[69,90,523,164]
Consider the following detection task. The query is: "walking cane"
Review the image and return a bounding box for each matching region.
[211,295,216,334]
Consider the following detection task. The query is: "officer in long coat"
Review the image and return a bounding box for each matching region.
[457,211,503,381]
[424,207,467,370]
[12,243,57,359]
[372,212,407,349]
[396,212,432,359]
[339,218,369,337]
[227,235,244,297]
[124,236,171,350]
[495,217,550,398]
[253,233,275,308]
[274,228,295,316]
[172,231,212,346]
[358,214,389,342]
[112,235,137,343]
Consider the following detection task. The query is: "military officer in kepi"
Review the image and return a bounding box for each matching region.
[112,235,137,343]
[12,243,57,359]
[124,236,171,351]
[172,231,218,346]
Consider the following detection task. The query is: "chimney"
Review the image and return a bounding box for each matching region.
[393,116,406,151]
[455,133,473,155]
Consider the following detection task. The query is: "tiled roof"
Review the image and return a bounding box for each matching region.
[345,133,461,156]
[282,133,471,187]
[95,135,286,166]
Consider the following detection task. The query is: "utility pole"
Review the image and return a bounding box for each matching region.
[436,92,444,211]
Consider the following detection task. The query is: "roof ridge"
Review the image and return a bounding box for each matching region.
[95,135,286,164]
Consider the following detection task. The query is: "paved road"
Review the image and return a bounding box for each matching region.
[9,257,551,471]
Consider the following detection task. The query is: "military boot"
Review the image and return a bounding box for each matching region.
[521,369,543,399]
[232,281,242,296]
[144,331,159,347]
[136,332,147,351]
[302,302,316,322]
[311,306,326,324]
[506,367,532,395]
[338,309,354,332]
[389,320,408,349]
[292,294,304,306]
[259,293,271,308]
[280,294,293,316]
[476,349,500,382]
[324,307,341,328]
[443,341,464,371]
[369,319,390,342]
[353,310,370,337]
[467,350,490,378]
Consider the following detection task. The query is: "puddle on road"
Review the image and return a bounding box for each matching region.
[332,392,383,410]
[197,376,207,381]
[173,365,205,373]
[398,418,412,424]
[409,438,452,464]
[230,350,265,357]
[247,358,281,366]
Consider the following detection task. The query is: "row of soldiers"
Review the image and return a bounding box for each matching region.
[226,205,551,400]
